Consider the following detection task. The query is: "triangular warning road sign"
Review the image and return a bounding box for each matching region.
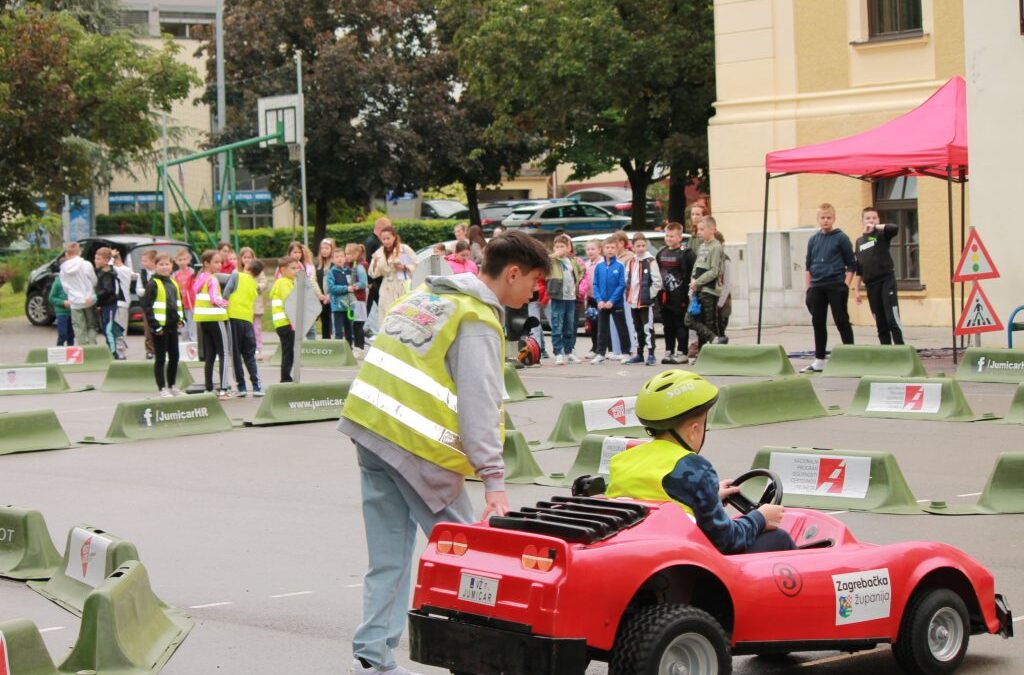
[954,228,1000,282]
[955,282,1004,336]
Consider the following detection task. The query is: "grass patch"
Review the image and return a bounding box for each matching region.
[0,284,27,321]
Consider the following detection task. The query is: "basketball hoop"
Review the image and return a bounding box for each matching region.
[288,143,300,161]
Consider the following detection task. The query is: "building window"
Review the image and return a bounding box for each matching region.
[158,11,214,40]
[117,10,150,36]
[873,176,920,287]
[867,0,923,39]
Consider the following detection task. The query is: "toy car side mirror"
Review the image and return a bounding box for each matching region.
[571,474,606,497]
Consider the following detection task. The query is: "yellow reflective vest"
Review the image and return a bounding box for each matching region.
[152,277,181,328]
[270,277,294,329]
[227,272,258,322]
[194,276,228,322]
[342,287,505,477]
[606,439,696,516]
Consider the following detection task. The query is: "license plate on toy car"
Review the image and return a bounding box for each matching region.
[458,572,499,606]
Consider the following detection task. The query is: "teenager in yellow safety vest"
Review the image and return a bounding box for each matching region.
[607,370,794,554]
[141,253,183,397]
[269,256,300,383]
[226,259,263,396]
[338,231,551,675]
[192,250,231,398]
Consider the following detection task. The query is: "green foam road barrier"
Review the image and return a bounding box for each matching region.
[0,410,72,455]
[26,345,112,373]
[29,525,140,616]
[246,381,351,426]
[0,364,91,396]
[544,396,647,447]
[58,560,192,675]
[536,435,650,488]
[821,344,927,378]
[0,619,61,675]
[924,453,1024,515]
[270,339,356,367]
[692,344,795,377]
[100,360,195,393]
[88,392,233,444]
[708,377,830,430]
[467,430,545,485]
[955,347,1024,383]
[503,363,545,402]
[749,447,921,514]
[0,507,63,581]
[1003,384,1024,425]
[846,376,988,422]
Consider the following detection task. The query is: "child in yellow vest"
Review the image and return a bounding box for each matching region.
[227,258,264,396]
[270,255,301,383]
[141,253,183,397]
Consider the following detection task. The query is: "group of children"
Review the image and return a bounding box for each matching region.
[55,242,138,358]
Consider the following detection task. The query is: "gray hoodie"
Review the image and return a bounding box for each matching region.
[338,273,506,513]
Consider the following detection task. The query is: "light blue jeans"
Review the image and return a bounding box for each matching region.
[549,299,577,356]
[353,445,473,670]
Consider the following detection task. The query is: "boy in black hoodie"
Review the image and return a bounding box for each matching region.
[142,253,183,397]
[94,247,123,359]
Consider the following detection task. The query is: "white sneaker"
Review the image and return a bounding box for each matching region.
[591,354,606,364]
[554,354,565,365]
[567,353,581,364]
[169,386,183,396]
[584,351,596,359]
[159,388,173,398]
[619,354,632,364]
[350,659,423,675]
[800,358,827,373]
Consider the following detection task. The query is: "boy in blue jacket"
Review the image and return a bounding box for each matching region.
[591,237,630,365]
[326,247,355,345]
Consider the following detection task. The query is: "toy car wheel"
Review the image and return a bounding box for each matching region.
[610,604,731,675]
[892,588,970,675]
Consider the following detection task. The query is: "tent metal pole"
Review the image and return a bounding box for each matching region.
[946,166,957,364]
[757,173,771,344]
[959,168,966,350]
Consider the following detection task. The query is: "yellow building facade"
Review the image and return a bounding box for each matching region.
[709,0,966,326]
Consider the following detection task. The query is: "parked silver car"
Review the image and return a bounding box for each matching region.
[501,200,631,233]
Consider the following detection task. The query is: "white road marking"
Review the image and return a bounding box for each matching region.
[957,492,982,497]
[825,510,848,515]
[39,626,65,633]
[344,583,364,588]
[189,601,233,609]
[270,590,313,599]
[1013,616,1023,623]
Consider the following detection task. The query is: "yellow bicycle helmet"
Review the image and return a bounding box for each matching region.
[636,370,719,431]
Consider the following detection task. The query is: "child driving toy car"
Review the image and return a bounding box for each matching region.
[606,370,795,554]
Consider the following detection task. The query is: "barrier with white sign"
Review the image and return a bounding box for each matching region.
[749,447,922,514]
[536,434,650,487]
[28,525,140,616]
[0,363,90,396]
[25,344,112,373]
[846,376,988,422]
[85,392,234,444]
[245,380,351,426]
[0,506,63,581]
[955,347,1024,384]
[708,377,832,430]
[544,396,647,447]
[269,338,356,367]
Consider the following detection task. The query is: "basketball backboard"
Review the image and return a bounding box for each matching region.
[257,94,301,147]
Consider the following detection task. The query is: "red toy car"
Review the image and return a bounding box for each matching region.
[408,471,1012,675]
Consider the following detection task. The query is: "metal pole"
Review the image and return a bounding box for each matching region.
[946,166,957,364]
[296,52,309,248]
[215,0,229,245]
[959,168,966,350]
[162,112,171,238]
[756,173,771,344]
[62,195,71,244]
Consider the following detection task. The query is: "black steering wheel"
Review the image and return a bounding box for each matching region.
[723,469,784,514]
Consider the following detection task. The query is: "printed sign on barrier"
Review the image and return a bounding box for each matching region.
[866,382,941,414]
[769,453,871,499]
[598,437,650,475]
[178,341,200,362]
[65,527,111,588]
[833,568,892,626]
[582,397,639,431]
[47,346,83,365]
[0,367,46,392]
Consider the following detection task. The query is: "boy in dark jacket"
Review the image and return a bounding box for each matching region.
[142,253,183,397]
[802,203,855,372]
[656,222,696,364]
[851,207,903,346]
[94,247,123,359]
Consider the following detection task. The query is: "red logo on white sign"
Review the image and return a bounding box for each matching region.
[0,630,9,675]
[816,458,847,494]
[903,386,925,411]
[66,347,84,364]
[80,536,94,577]
[608,400,627,426]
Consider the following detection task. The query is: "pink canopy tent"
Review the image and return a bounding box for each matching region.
[757,77,968,358]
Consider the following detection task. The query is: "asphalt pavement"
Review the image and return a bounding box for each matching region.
[0,318,1020,674]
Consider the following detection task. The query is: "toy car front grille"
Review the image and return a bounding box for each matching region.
[489,496,648,544]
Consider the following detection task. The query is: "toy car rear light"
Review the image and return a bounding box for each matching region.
[436,531,468,556]
[521,544,556,572]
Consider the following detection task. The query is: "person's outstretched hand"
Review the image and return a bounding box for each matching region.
[481,491,510,520]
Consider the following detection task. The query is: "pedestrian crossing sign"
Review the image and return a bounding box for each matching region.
[955,282,1004,336]
[953,228,1000,282]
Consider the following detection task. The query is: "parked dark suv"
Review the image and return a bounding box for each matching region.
[24,235,198,328]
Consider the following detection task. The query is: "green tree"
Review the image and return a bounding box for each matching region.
[448,0,715,228]
[0,7,198,221]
